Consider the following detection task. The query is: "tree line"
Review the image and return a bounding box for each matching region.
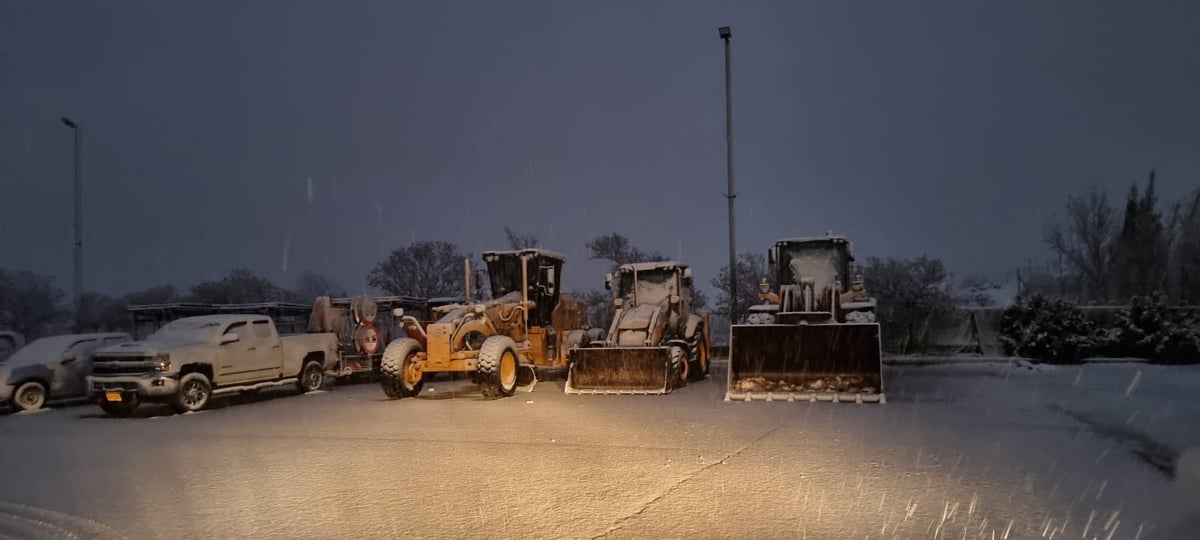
[1044,171,1200,304]
[0,269,345,339]
[6,171,1196,348]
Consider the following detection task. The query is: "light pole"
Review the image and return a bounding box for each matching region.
[61,117,82,332]
[719,26,736,323]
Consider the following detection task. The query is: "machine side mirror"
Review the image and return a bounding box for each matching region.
[220,334,240,345]
[392,308,405,318]
[681,268,693,286]
[768,247,778,265]
[604,273,613,290]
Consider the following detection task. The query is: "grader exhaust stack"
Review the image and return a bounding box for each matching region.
[565,262,711,395]
[726,235,885,403]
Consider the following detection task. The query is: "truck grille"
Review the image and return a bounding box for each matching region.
[92,381,138,391]
[92,357,157,375]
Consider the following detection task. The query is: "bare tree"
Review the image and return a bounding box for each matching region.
[710,252,770,319]
[188,269,292,304]
[1044,187,1116,302]
[586,233,665,268]
[0,269,68,338]
[1167,189,1200,303]
[293,271,346,301]
[78,292,129,332]
[862,256,956,354]
[503,226,540,250]
[124,284,181,305]
[368,241,468,298]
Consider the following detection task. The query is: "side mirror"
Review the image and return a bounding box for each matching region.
[768,247,778,265]
[220,334,240,345]
[392,308,405,318]
[540,266,556,294]
[61,351,77,363]
[604,273,613,290]
[681,268,693,286]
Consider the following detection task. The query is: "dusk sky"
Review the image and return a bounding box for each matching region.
[1,1,1197,300]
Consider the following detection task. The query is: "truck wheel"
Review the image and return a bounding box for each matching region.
[478,335,519,399]
[297,361,325,393]
[171,373,211,414]
[100,399,138,417]
[12,381,47,412]
[380,338,423,399]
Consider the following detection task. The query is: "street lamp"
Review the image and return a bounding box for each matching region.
[61,117,82,332]
[718,26,736,323]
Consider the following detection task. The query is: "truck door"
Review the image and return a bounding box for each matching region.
[53,338,97,398]
[250,320,283,379]
[217,322,256,384]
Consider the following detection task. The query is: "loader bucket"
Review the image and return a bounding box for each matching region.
[726,323,885,403]
[565,347,672,395]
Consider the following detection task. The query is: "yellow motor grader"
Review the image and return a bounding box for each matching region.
[565,261,711,395]
[378,249,588,400]
[727,235,884,403]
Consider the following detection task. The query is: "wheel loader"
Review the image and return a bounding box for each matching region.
[727,235,884,403]
[378,249,588,400]
[565,261,711,395]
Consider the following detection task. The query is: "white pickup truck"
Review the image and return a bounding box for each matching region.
[87,314,338,416]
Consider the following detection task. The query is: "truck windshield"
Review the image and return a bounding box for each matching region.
[148,319,223,342]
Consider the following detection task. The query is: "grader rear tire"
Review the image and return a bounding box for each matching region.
[380,338,423,399]
[478,336,519,399]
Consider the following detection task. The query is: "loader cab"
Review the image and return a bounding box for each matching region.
[482,249,566,328]
[607,262,691,312]
[769,236,854,290]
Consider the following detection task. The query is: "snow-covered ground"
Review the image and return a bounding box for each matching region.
[0,361,1197,539]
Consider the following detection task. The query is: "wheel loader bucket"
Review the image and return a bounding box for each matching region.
[726,323,884,403]
[565,347,672,395]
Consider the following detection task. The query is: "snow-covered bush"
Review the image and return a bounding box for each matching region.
[1108,294,1200,364]
[1000,294,1095,363]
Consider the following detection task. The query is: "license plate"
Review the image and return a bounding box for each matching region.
[105,392,123,402]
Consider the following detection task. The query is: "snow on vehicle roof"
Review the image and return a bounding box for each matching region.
[775,235,851,245]
[617,261,688,272]
[482,248,567,261]
[3,333,129,366]
[171,314,270,324]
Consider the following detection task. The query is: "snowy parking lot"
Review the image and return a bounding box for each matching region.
[1,361,1197,539]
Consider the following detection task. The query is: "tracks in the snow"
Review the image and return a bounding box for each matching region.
[0,502,127,540]
[1050,404,1178,477]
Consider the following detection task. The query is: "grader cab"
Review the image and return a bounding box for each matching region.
[727,235,884,403]
[565,261,711,395]
[378,249,587,400]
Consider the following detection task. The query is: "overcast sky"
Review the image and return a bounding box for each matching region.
[1,0,1198,300]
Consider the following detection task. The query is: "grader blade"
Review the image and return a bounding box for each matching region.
[726,323,884,403]
[565,347,673,395]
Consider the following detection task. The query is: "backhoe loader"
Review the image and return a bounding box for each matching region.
[565,261,710,395]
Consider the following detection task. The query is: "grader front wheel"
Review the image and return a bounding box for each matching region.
[381,338,424,399]
[478,335,519,399]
